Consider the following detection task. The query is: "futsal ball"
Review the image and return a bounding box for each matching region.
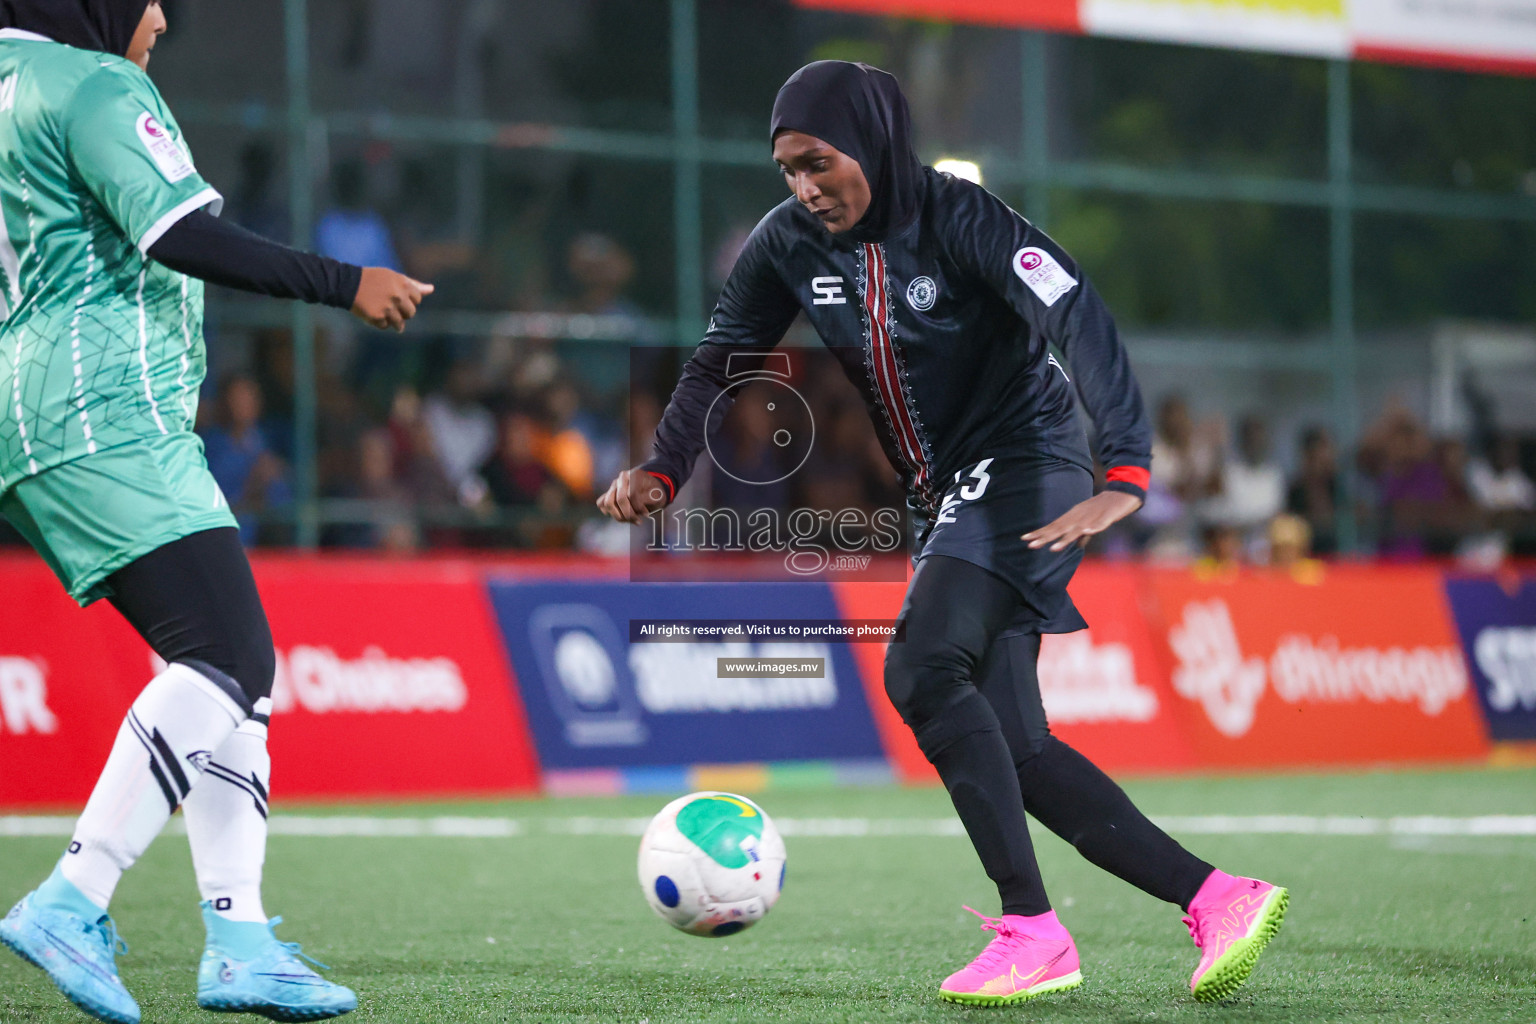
[637,791,787,937]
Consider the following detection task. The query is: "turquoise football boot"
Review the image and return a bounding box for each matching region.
[0,869,140,1024]
[195,902,357,1021]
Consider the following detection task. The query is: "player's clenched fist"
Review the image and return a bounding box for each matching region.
[351,267,435,332]
[597,467,672,524]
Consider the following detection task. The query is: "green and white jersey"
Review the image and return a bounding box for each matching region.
[0,29,222,493]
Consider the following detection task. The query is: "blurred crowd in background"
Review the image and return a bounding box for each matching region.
[169,140,1536,567]
[174,315,1536,568]
[4,0,1535,568]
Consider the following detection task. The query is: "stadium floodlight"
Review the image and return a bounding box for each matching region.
[933,158,983,185]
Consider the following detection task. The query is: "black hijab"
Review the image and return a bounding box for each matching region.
[1,0,150,57]
[770,60,925,245]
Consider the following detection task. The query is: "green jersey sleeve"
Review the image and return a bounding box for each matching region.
[63,63,222,254]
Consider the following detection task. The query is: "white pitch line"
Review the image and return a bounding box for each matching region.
[2,815,1535,839]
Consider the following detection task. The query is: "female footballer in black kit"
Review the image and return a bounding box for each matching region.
[598,60,1286,1006]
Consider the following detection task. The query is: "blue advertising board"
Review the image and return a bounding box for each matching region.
[486,580,888,770]
[1443,576,1536,741]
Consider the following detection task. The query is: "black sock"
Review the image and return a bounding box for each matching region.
[915,691,1052,917]
[1018,737,1214,910]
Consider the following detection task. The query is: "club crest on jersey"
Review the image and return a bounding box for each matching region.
[1012,246,1077,307]
[906,276,937,311]
[136,112,196,183]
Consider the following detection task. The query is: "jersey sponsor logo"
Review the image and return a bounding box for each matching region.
[1169,598,1468,738]
[1012,246,1078,307]
[811,276,846,305]
[136,111,196,183]
[0,657,58,736]
[905,275,937,311]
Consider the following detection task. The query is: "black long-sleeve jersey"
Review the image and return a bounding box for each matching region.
[641,168,1152,517]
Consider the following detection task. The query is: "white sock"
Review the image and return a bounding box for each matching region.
[184,714,271,923]
[60,663,245,908]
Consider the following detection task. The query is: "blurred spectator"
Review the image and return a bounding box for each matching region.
[566,233,640,317]
[482,410,577,549]
[422,359,497,505]
[320,428,421,552]
[535,379,597,499]
[385,386,457,507]
[482,410,562,508]
[1203,414,1285,548]
[794,402,866,514]
[1358,404,1477,557]
[199,374,292,546]
[1469,435,1535,514]
[315,158,402,270]
[1139,395,1222,559]
[1267,513,1325,584]
[1193,522,1242,580]
[627,390,663,466]
[709,386,794,513]
[1286,426,1342,555]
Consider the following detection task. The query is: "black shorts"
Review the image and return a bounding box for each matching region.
[913,454,1091,635]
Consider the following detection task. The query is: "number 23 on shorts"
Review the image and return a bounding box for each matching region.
[935,457,993,524]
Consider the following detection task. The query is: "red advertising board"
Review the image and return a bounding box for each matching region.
[0,557,540,808]
[796,0,1081,33]
[0,562,150,807]
[833,564,1198,781]
[253,559,540,799]
[1142,565,1489,767]
[1036,565,1199,772]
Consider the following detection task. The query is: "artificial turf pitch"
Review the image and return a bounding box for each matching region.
[3,766,1533,1023]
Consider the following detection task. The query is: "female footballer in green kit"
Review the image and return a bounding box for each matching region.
[0,3,430,1021]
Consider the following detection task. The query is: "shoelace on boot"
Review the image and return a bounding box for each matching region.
[85,915,129,959]
[1181,914,1204,949]
[266,917,330,972]
[961,905,1024,972]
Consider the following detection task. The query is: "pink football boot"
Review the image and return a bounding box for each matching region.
[938,906,1083,1006]
[1182,870,1289,1002]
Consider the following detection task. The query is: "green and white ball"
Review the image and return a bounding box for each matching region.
[637,791,787,937]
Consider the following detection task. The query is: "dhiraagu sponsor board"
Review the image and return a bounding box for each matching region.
[1082,0,1350,58]
[486,579,888,778]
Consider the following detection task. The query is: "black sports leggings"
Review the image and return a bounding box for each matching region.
[105,527,275,717]
[885,554,1212,914]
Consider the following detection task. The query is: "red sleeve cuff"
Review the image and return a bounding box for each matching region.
[1105,465,1150,493]
[644,470,675,503]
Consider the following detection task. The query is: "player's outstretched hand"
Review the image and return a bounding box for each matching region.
[597,467,671,524]
[352,267,434,333]
[1023,490,1143,552]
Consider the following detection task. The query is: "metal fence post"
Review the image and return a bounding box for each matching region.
[1020,30,1050,228]
[284,0,318,549]
[671,0,704,347]
[1328,59,1360,554]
